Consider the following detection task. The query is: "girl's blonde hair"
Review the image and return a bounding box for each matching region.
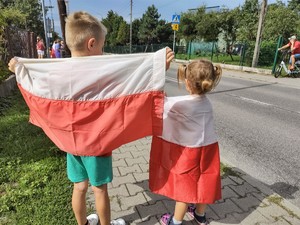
[177,59,222,95]
[65,11,107,51]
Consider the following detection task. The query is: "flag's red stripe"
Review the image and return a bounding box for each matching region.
[19,84,164,156]
[149,136,222,203]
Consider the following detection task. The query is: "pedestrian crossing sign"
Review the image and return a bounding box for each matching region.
[172,14,180,24]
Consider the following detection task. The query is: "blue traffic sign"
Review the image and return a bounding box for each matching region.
[172,14,180,24]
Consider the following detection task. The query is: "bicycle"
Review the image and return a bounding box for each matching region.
[274,50,300,78]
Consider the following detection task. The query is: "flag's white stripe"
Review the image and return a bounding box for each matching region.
[161,95,218,147]
[15,49,166,101]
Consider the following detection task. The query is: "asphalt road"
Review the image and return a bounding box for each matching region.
[165,63,300,208]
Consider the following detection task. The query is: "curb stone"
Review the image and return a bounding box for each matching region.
[174,59,272,75]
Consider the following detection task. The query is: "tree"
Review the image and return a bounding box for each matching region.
[236,0,260,42]
[178,7,222,42]
[287,0,300,14]
[131,19,141,45]
[264,1,300,41]
[0,6,26,28]
[195,10,221,42]
[0,7,25,62]
[102,11,126,46]
[138,5,160,45]
[116,21,129,45]
[1,0,44,36]
[156,19,173,43]
[177,11,198,42]
[232,0,260,66]
[219,7,240,54]
[0,0,44,61]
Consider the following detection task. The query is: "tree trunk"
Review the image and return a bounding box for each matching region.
[57,0,71,57]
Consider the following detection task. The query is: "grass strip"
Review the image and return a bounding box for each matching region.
[0,91,75,225]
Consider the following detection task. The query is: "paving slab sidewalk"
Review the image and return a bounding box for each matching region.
[87,137,300,225]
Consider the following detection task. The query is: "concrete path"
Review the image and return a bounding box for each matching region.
[87,137,300,225]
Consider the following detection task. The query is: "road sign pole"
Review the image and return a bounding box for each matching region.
[173,30,176,52]
[171,14,180,52]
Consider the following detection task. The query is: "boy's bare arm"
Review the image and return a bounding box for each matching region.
[166,47,175,71]
[8,58,18,73]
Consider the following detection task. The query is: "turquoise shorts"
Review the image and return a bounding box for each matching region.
[67,153,113,187]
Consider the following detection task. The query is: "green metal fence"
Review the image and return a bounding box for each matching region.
[104,43,173,54]
[104,39,279,68]
[272,36,283,74]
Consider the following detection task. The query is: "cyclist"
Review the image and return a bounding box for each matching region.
[278,35,300,70]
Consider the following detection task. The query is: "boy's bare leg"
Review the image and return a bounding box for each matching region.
[72,180,89,225]
[174,201,188,222]
[92,184,110,225]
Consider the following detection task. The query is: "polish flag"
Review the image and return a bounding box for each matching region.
[14,48,166,156]
[149,95,222,203]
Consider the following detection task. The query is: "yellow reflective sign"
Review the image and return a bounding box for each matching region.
[172,24,179,31]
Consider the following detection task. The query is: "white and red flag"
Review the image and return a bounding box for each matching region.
[14,48,166,156]
[149,95,222,203]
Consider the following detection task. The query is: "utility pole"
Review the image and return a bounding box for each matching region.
[252,0,267,67]
[65,0,69,14]
[57,0,67,39]
[48,0,55,32]
[57,0,71,57]
[130,0,132,53]
[172,29,176,52]
[41,0,50,57]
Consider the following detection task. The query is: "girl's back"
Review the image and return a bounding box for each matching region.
[162,95,217,148]
[150,59,223,211]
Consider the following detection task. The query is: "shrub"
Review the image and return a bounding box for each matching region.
[258,41,278,66]
[0,60,11,83]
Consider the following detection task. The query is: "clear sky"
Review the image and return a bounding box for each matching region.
[45,0,288,36]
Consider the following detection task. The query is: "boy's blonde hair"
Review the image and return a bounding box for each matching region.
[65,11,107,51]
[177,59,222,95]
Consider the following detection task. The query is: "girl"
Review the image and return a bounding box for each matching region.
[149,59,222,225]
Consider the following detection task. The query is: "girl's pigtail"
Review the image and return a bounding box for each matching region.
[201,80,213,94]
[212,64,222,89]
[177,64,187,87]
[199,63,222,94]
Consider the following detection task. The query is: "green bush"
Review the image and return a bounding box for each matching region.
[258,41,278,66]
[0,60,11,83]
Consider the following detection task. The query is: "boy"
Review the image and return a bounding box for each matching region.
[8,11,174,225]
[57,11,122,225]
[9,12,118,225]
